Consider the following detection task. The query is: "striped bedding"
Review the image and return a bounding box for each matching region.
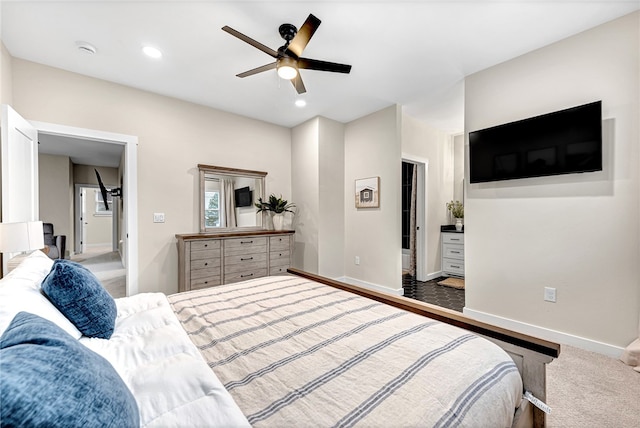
[169,275,523,427]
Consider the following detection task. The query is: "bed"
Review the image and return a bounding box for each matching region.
[0,251,559,427]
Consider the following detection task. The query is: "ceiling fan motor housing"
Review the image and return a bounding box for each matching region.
[278,23,297,43]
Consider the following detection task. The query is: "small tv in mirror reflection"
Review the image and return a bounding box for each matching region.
[234,186,253,207]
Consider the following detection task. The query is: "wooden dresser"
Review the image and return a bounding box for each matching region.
[176,230,294,292]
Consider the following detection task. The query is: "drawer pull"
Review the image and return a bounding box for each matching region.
[204,262,208,266]
[240,273,254,278]
[450,238,460,241]
[240,257,254,261]
[451,251,460,254]
[204,244,208,247]
[240,240,254,244]
[204,281,208,284]
[279,253,282,256]
[450,265,461,269]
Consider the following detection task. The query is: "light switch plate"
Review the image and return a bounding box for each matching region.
[153,213,165,223]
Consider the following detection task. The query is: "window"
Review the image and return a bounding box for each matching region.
[95,189,112,216]
[204,191,220,227]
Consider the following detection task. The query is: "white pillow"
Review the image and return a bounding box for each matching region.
[0,250,82,339]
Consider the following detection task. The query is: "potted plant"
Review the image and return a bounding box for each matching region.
[255,194,296,230]
[446,200,464,231]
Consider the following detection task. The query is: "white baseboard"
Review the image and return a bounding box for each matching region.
[463,307,625,359]
[423,271,443,281]
[335,276,404,296]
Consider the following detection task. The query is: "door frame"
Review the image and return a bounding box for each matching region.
[402,154,427,281]
[30,121,139,296]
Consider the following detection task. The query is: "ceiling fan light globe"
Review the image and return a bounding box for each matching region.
[277,64,298,80]
[277,57,298,80]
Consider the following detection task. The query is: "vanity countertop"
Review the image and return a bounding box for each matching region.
[441,225,464,233]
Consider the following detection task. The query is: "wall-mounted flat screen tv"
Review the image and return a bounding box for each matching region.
[469,101,602,184]
[234,186,253,207]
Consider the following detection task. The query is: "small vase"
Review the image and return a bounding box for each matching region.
[455,218,463,232]
[272,213,285,231]
[264,211,274,230]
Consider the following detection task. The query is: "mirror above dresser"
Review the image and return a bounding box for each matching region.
[198,164,267,232]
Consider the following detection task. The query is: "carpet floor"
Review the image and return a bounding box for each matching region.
[71,249,126,298]
[547,344,640,427]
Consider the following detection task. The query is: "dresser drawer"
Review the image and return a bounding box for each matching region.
[270,250,290,267]
[190,257,221,270]
[443,258,464,276]
[190,276,221,290]
[191,267,221,280]
[224,268,267,284]
[270,235,290,251]
[442,233,464,245]
[225,252,267,268]
[224,237,267,256]
[270,265,289,275]
[443,244,464,261]
[190,248,221,261]
[191,240,220,252]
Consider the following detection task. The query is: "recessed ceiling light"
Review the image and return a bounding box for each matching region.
[142,46,162,59]
[295,99,306,108]
[76,41,97,55]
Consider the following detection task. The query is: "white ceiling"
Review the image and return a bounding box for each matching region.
[2,0,638,138]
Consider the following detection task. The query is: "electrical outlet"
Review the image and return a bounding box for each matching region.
[153,213,165,223]
[355,256,360,265]
[544,287,556,303]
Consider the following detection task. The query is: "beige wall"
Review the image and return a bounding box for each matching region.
[0,42,12,106]
[344,105,402,291]
[401,113,455,276]
[12,59,292,295]
[38,153,72,257]
[453,133,464,203]
[464,12,639,352]
[317,117,345,279]
[291,118,320,273]
[74,165,118,187]
[291,116,345,279]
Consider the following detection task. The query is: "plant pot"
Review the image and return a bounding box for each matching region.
[455,218,463,232]
[272,213,285,231]
[264,211,274,230]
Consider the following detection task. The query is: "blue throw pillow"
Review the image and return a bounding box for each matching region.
[0,312,139,427]
[41,259,116,339]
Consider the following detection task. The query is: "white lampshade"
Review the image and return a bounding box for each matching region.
[0,221,45,253]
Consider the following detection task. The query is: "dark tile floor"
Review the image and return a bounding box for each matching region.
[402,275,465,312]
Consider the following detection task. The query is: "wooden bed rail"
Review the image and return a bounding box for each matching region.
[288,268,559,358]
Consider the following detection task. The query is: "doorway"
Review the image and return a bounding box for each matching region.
[31,120,139,296]
[401,157,426,281]
[75,184,119,255]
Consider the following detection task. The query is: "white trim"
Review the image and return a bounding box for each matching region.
[336,276,404,296]
[463,307,625,358]
[30,121,138,296]
[424,270,443,281]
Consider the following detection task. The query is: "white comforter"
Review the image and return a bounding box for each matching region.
[80,292,250,427]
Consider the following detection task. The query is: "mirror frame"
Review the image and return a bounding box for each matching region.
[198,164,267,232]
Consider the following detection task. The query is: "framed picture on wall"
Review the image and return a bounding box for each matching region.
[355,177,380,208]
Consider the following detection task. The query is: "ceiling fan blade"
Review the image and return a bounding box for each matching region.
[237,62,277,78]
[286,14,321,58]
[291,75,306,94]
[222,25,278,58]
[298,57,352,74]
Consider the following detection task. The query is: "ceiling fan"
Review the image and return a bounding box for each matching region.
[222,14,352,94]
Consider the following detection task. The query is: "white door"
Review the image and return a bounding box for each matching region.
[1,105,39,275]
